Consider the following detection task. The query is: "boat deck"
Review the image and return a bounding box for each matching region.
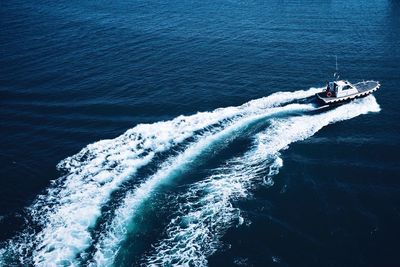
[353,81,379,93]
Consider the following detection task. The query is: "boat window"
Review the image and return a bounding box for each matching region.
[342,85,352,90]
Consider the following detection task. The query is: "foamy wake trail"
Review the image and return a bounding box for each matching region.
[90,103,315,266]
[143,96,380,266]
[0,88,321,266]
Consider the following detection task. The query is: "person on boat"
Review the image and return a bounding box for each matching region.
[326,82,332,96]
[332,83,337,96]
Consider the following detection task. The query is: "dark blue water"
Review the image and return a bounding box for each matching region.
[1,0,399,266]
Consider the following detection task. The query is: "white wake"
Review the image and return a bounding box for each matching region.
[143,96,380,266]
[0,87,321,266]
[90,103,314,266]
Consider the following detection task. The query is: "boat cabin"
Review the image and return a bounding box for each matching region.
[327,80,358,98]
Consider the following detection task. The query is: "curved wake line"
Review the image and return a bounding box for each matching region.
[90,103,314,266]
[0,87,320,266]
[143,96,380,267]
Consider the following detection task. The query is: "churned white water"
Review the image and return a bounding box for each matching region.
[1,87,321,266]
[91,103,315,266]
[143,96,380,266]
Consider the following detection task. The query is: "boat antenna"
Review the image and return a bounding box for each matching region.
[333,55,340,80]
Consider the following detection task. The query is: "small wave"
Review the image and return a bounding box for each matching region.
[0,87,320,265]
[143,96,380,266]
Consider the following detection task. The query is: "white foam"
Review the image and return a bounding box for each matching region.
[2,87,320,265]
[144,96,380,266]
[90,103,314,266]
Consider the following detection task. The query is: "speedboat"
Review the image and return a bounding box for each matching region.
[316,80,380,105]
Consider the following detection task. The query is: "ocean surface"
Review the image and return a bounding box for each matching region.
[1,0,399,266]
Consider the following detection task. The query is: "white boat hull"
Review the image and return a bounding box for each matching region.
[316,81,380,105]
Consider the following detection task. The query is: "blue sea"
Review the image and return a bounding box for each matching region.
[1,0,399,266]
